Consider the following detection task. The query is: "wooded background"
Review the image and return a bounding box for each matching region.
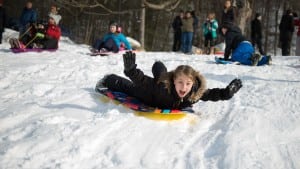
[3,0,300,54]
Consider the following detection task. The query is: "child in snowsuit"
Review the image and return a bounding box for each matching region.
[202,12,218,54]
[92,22,132,53]
[95,51,242,109]
[220,23,271,66]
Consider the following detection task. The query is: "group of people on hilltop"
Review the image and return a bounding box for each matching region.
[171,10,198,54]
[252,8,299,57]
[5,1,62,50]
[171,0,271,66]
[218,0,271,66]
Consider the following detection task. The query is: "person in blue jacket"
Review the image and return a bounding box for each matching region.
[19,1,37,37]
[220,23,271,66]
[91,22,132,53]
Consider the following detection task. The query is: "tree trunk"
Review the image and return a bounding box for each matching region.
[140,1,146,48]
[234,0,252,34]
[274,0,282,55]
[264,0,271,54]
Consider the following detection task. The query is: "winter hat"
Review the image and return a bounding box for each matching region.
[117,27,122,33]
[49,13,61,25]
[255,13,261,19]
[109,21,118,27]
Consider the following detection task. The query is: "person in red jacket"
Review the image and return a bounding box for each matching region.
[34,13,61,49]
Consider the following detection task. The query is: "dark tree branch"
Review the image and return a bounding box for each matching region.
[143,0,182,11]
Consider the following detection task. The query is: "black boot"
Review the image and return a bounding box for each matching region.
[95,75,109,92]
[250,53,261,66]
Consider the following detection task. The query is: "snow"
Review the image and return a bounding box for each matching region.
[1,29,300,169]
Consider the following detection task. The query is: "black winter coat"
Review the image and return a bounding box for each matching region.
[279,14,295,42]
[222,8,234,24]
[0,6,7,32]
[251,18,262,40]
[172,15,182,32]
[122,65,233,109]
[222,25,246,60]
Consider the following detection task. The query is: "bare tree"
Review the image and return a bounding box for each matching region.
[140,1,146,48]
[143,0,182,11]
[233,0,252,34]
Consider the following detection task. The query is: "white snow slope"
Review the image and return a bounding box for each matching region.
[1,29,300,169]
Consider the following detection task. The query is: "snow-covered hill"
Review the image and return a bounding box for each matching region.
[0,29,300,169]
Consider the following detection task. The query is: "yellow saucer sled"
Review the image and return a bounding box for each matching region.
[96,88,193,121]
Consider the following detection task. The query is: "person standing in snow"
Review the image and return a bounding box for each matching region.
[294,12,300,56]
[202,12,218,55]
[95,51,242,109]
[181,11,194,54]
[221,0,235,24]
[19,1,37,37]
[251,13,265,55]
[91,21,132,53]
[172,10,184,52]
[219,23,271,66]
[279,9,295,56]
[0,0,7,44]
[48,5,61,26]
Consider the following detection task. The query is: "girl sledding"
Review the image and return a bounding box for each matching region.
[96,51,242,109]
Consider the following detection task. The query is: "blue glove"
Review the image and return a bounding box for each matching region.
[36,33,45,39]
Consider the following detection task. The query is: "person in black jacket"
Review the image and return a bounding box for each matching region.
[220,23,271,66]
[172,10,184,51]
[221,0,234,24]
[279,9,295,56]
[0,0,7,44]
[95,51,242,109]
[251,13,265,55]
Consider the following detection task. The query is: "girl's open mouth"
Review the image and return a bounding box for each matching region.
[179,90,186,96]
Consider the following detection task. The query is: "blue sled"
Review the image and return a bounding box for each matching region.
[215,57,240,65]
